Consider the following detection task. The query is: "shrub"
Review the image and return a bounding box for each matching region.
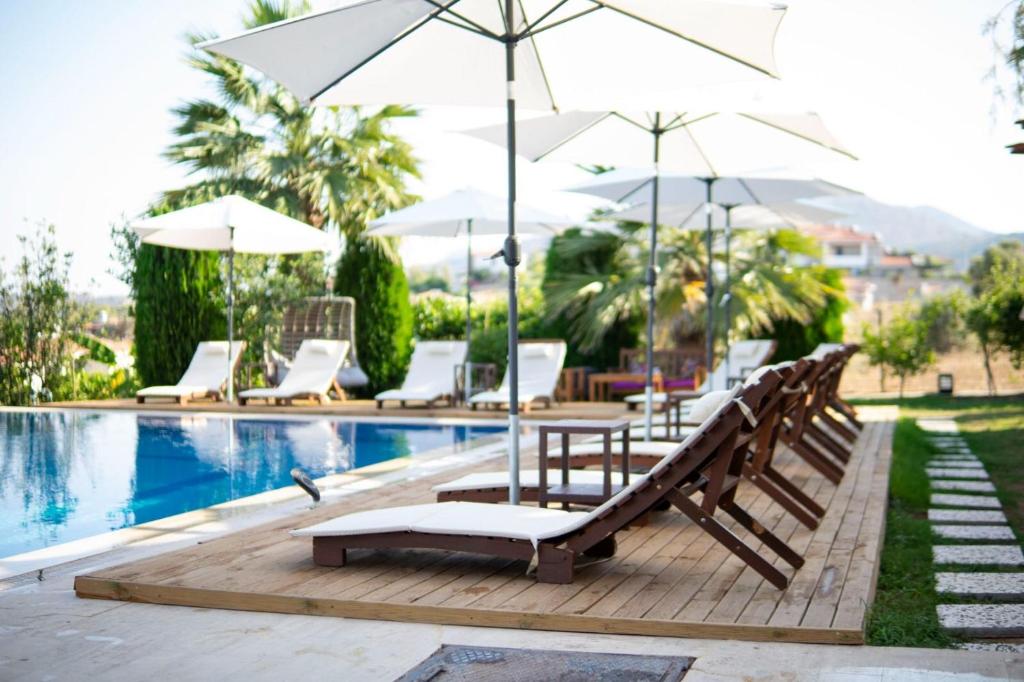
[765,267,847,362]
[0,225,80,405]
[334,237,413,394]
[133,243,225,386]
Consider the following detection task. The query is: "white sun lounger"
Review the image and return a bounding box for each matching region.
[136,341,246,405]
[375,340,467,408]
[624,339,777,409]
[468,341,567,412]
[239,339,349,405]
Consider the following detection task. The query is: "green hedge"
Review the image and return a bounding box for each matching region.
[133,244,225,386]
[335,238,413,394]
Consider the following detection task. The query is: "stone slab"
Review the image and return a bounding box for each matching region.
[930,480,996,493]
[930,494,1001,508]
[937,604,1024,637]
[932,525,1016,541]
[929,457,980,464]
[926,468,990,480]
[928,461,984,469]
[933,545,1024,566]
[936,572,1024,600]
[929,509,1008,524]
[918,419,958,432]
[958,642,1024,653]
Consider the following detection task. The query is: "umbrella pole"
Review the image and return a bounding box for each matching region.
[644,117,662,441]
[504,6,521,505]
[723,206,733,384]
[227,227,235,403]
[465,220,473,404]
[703,179,716,388]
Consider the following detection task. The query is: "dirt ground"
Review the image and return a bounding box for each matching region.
[840,347,1024,397]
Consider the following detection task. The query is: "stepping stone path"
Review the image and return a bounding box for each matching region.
[928,509,1008,524]
[919,419,1024,647]
[926,468,990,479]
[930,480,996,493]
[930,494,1002,509]
[933,545,1024,566]
[932,525,1016,541]
[937,605,1024,637]
[936,572,1024,600]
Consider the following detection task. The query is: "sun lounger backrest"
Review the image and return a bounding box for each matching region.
[178,341,246,389]
[402,341,468,393]
[499,341,567,397]
[704,339,777,391]
[277,340,349,394]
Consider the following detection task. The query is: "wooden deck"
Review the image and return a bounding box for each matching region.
[74,406,896,645]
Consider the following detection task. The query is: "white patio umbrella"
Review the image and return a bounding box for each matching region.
[465,111,855,437]
[131,195,333,402]
[366,188,574,396]
[199,0,788,504]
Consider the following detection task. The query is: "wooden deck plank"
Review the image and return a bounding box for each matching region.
[74,406,897,645]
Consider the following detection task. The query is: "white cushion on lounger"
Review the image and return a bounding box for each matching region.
[375,340,467,403]
[432,469,628,493]
[410,502,588,542]
[136,384,212,397]
[292,501,588,546]
[688,390,732,424]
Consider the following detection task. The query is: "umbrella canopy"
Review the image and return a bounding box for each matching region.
[569,170,856,208]
[132,195,333,254]
[199,0,789,505]
[366,188,573,237]
[464,111,855,436]
[131,195,332,402]
[610,200,846,230]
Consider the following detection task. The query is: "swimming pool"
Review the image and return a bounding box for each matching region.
[0,409,505,559]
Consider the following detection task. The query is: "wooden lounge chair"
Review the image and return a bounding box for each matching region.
[375,340,467,408]
[293,371,804,588]
[239,339,349,406]
[136,341,246,405]
[777,350,851,484]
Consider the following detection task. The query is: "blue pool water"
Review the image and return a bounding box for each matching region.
[0,409,504,559]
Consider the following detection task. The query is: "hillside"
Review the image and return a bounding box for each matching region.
[816,196,1021,269]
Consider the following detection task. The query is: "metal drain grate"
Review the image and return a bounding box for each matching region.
[395,644,694,681]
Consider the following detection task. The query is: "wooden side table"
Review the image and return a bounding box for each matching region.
[538,418,631,509]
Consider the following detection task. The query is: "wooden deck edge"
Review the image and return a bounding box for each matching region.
[73,576,864,645]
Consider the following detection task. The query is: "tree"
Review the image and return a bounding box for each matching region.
[542,222,840,366]
[763,266,847,362]
[861,307,935,398]
[0,225,80,405]
[985,3,1024,103]
[140,0,420,378]
[133,240,226,386]
[968,241,1024,295]
[334,238,413,394]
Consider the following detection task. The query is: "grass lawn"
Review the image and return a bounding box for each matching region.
[854,394,1024,648]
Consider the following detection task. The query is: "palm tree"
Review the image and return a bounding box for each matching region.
[155,0,421,376]
[543,221,840,359]
[163,0,420,237]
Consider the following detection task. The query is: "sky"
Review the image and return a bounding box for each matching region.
[0,0,1022,295]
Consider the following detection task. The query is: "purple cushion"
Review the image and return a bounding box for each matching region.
[664,378,696,390]
[610,381,646,390]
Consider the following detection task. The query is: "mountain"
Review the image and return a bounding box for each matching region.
[816,196,1022,269]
